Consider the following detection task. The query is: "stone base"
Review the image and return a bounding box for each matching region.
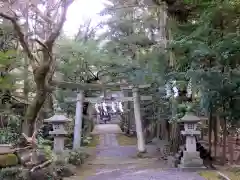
[178,151,205,168]
[137,150,147,157]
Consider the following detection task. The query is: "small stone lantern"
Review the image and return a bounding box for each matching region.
[44,107,71,153]
[178,112,204,168]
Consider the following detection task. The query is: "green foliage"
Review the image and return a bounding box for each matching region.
[37,136,54,160]
[67,150,89,166]
[0,167,27,180]
[55,39,99,82]
[0,50,19,90]
[0,24,16,52]
[0,114,21,144]
[170,0,240,124]
[51,159,75,178]
[99,0,168,85]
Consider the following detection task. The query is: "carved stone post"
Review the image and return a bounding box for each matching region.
[132,87,146,153]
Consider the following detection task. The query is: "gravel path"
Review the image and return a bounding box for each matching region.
[86,168,206,180]
[72,124,206,180]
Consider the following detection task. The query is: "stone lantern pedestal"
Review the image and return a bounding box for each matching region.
[44,108,71,153]
[178,112,204,168]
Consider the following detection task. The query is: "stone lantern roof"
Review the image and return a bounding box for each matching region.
[44,107,71,123]
[179,112,200,123]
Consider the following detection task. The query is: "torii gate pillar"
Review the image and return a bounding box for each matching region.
[73,90,84,150]
[132,87,146,153]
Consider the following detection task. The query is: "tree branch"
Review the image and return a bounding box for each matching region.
[45,58,57,92]
[0,12,38,71]
[45,0,74,48]
[31,38,48,50]
[29,4,52,24]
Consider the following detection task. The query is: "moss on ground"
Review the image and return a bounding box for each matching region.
[222,172,237,180]
[199,169,239,180]
[222,168,240,180]
[87,135,100,147]
[198,171,220,180]
[116,134,137,146]
[0,154,18,168]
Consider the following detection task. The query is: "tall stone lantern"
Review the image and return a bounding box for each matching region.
[44,107,71,153]
[178,112,204,168]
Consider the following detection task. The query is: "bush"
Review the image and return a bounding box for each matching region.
[28,159,75,180]
[0,115,22,144]
[0,158,78,180]
[51,159,75,177]
[29,167,60,180]
[37,136,56,161]
[82,136,92,146]
[67,150,89,166]
[0,167,28,180]
[67,151,82,166]
[0,161,74,180]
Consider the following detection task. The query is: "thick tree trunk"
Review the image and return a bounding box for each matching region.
[221,118,227,165]
[22,65,49,136]
[213,116,218,158]
[23,89,47,136]
[208,107,213,154]
[170,122,180,154]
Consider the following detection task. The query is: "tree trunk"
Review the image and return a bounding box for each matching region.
[156,121,160,139]
[208,107,213,154]
[213,115,218,158]
[221,118,227,165]
[22,57,30,134]
[22,2,30,133]
[170,122,180,154]
[22,66,49,136]
[23,90,47,136]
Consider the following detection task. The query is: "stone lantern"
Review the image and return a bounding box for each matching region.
[178,112,204,168]
[44,107,71,153]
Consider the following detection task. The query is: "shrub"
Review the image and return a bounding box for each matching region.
[51,159,75,177]
[68,151,82,166]
[0,167,28,180]
[0,115,21,144]
[67,150,89,166]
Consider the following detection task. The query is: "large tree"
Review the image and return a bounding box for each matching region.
[99,0,168,84]
[156,0,240,162]
[0,0,74,136]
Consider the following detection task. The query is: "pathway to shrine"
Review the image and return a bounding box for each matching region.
[66,124,206,180]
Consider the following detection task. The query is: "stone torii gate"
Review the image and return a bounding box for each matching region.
[52,81,152,153]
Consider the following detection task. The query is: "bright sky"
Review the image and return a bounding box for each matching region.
[63,0,108,36]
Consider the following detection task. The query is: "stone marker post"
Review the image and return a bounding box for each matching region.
[44,107,71,153]
[178,112,204,168]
